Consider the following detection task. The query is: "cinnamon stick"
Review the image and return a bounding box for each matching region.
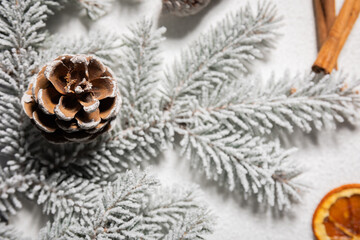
[314,0,328,49]
[322,0,336,30]
[332,0,360,67]
[321,0,337,69]
[312,0,360,74]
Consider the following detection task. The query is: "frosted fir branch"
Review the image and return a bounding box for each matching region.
[0,222,23,240]
[0,164,100,222]
[164,2,281,105]
[94,20,172,171]
[34,123,173,178]
[32,172,101,220]
[143,185,212,238]
[39,31,123,69]
[0,0,54,176]
[0,49,44,176]
[0,0,56,174]
[176,124,303,210]
[0,167,37,220]
[0,49,39,97]
[0,0,54,50]
[107,119,173,170]
[38,215,72,240]
[119,20,165,124]
[58,170,160,239]
[76,0,114,20]
[39,170,215,240]
[40,0,67,14]
[163,209,214,240]
[185,72,360,136]
[13,119,172,179]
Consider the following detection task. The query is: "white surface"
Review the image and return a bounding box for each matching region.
[12,0,360,239]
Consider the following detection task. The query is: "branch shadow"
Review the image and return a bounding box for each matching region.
[118,0,142,8]
[169,135,299,220]
[270,120,357,150]
[46,1,94,34]
[157,0,221,39]
[187,161,299,220]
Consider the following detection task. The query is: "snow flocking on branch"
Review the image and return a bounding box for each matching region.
[38,170,214,240]
[163,2,281,104]
[0,0,360,238]
[76,0,115,20]
[0,222,22,240]
[162,2,304,210]
[189,72,360,136]
[0,0,214,237]
[162,2,360,210]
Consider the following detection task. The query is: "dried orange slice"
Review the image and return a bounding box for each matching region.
[312,184,360,240]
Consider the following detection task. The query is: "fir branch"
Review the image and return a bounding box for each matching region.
[38,215,73,240]
[0,48,38,98]
[119,20,165,122]
[1,164,100,223]
[39,31,123,69]
[98,19,172,171]
[0,0,60,175]
[76,0,114,20]
[164,2,281,105]
[0,49,43,175]
[185,72,360,136]
[40,0,67,14]
[119,20,166,116]
[0,167,37,220]
[33,172,101,219]
[143,185,212,239]
[39,170,215,240]
[163,209,214,240]
[34,126,171,179]
[0,222,23,240]
[176,124,303,210]
[0,0,50,50]
[57,170,159,239]
[65,170,159,239]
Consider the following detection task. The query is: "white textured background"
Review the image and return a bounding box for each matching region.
[12,0,360,239]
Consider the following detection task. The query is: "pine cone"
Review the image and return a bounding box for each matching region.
[22,55,121,143]
[163,0,211,17]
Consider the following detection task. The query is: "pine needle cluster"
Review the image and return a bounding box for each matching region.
[1,0,360,238]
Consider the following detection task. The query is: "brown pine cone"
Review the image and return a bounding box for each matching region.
[162,0,211,17]
[22,55,121,143]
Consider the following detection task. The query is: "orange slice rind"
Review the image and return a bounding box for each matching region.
[313,184,360,240]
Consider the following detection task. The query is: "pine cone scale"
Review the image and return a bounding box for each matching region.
[33,67,50,102]
[33,109,57,133]
[45,61,69,95]
[37,86,60,115]
[54,95,81,121]
[91,77,117,100]
[76,109,101,130]
[78,93,100,113]
[22,54,121,143]
[88,58,107,80]
[99,96,119,120]
[22,83,36,118]
[86,121,108,134]
[55,119,80,133]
